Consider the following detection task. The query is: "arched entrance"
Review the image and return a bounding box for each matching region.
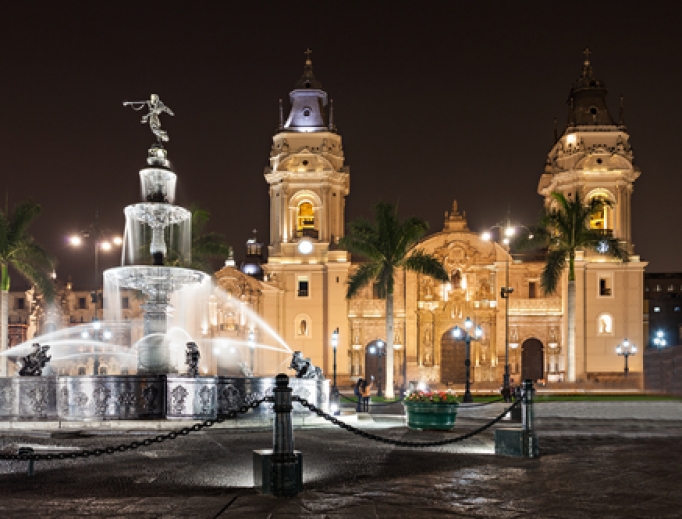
[521,339,544,383]
[440,328,467,384]
[364,340,387,392]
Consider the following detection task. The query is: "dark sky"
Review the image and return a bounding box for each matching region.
[1,2,680,289]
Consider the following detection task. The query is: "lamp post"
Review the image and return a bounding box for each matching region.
[80,320,113,375]
[482,219,532,394]
[374,340,386,397]
[331,327,339,395]
[330,328,340,415]
[453,317,483,403]
[615,339,637,376]
[68,211,122,322]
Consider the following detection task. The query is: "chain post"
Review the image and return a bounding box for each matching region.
[17,447,35,477]
[522,379,539,458]
[522,379,535,432]
[253,374,303,497]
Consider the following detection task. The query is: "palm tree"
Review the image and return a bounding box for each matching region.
[340,202,448,398]
[527,192,628,381]
[0,200,56,375]
[165,205,233,274]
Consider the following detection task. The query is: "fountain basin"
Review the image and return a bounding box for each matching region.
[0,377,58,420]
[166,376,218,420]
[217,377,329,416]
[57,375,165,420]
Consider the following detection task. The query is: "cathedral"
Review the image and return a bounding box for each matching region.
[5,51,646,390]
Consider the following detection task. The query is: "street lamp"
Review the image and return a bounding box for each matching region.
[375,340,386,397]
[79,320,113,375]
[331,328,339,394]
[482,219,532,394]
[653,330,667,349]
[453,317,483,403]
[615,339,637,376]
[331,328,340,415]
[68,211,122,322]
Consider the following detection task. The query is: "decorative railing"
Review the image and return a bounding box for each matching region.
[509,298,562,315]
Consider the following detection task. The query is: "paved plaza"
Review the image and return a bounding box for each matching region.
[0,401,680,518]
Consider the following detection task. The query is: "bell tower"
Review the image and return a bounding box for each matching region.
[265,50,350,262]
[262,51,351,378]
[538,48,640,253]
[537,50,646,385]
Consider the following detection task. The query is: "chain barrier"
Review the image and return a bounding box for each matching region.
[294,396,521,447]
[0,398,271,462]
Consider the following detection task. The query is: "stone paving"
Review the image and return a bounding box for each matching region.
[0,401,680,517]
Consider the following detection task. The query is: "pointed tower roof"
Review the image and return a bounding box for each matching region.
[294,49,323,89]
[283,49,329,132]
[566,48,615,127]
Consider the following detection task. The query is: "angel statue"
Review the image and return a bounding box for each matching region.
[123,94,175,143]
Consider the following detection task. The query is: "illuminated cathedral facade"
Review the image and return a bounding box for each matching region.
[6,51,646,389]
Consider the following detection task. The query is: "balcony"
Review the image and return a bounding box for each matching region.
[296,228,318,240]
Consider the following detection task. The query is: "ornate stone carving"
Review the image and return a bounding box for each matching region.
[93,386,111,414]
[171,385,189,414]
[142,385,159,413]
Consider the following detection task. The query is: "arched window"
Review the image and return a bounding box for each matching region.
[297,202,315,232]
[588,195,613,233]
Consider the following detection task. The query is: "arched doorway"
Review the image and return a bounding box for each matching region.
[521,339,544,383]
[440,328,467,384]
[364,340,387,392]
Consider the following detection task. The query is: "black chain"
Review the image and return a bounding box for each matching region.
[0,398,271,461]
[293,396,522,447]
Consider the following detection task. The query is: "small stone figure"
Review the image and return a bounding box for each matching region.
[18,343,51,376]
[289,351,323,380]
[185,342,201,377]
[238,361,253,377]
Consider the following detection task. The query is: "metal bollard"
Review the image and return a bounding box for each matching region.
[521,379,539,458]
[17,447,35,477]
[521,379,535,432]
[270,374,302,496]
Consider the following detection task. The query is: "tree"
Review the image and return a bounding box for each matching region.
[165,205,233,275]
[0,200,56,375]
[340,202,448,398]
[526,192,628,381]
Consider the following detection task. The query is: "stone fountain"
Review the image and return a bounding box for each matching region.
[0,95,329,422]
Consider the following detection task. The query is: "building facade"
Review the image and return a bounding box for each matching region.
[5,51,647,389]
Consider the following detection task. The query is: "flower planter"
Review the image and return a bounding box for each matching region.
[403,401,459,430]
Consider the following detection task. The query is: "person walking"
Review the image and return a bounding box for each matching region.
[362,376,374,412]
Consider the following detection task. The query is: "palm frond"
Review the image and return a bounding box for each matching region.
[541,249,567,294]
[7,200,42,244]
[402,249,449,282]
[347,262,381,299]
[11,260,56,302]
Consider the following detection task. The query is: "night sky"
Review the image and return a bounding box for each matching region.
[1,3,681,290]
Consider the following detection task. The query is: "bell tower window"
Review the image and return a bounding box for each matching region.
[297,201,317,239]
[589,196,612,234]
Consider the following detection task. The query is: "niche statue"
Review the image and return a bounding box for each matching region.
[289,351,323,380]
[18,343,51,376]
[185,342,201,377]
